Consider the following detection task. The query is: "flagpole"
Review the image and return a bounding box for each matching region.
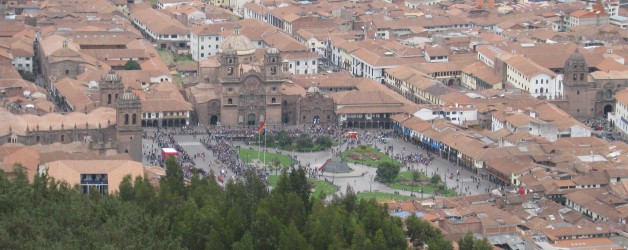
[257,126,261,162]
[263,128,267,168]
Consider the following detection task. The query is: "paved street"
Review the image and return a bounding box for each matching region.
[141,128,496,198]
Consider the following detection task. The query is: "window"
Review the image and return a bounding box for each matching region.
[65,69,69,75]
[36,136,40,143]
[172,35,178,38]
[132,114,137,125]
[228,87,233,92]
[215,45,218,49]
[107,94,112,104]
[271,66,276,75]
[228,67,233,75]
[228,98,233,104]
[283,100,287,106]
[61,135,64,142]
[271,97,276,103]
[312,60,316,65]
[580,73,584,81]
[573,74,577,80]
[201,37,204,42]
[124,114,129,125]
[201,45,204,49]
[296,61,300,66]
[216,37,219,41]
[201,53,204,57]
[577,90,580,95]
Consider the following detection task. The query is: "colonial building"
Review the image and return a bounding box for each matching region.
[555,50,628,120]
[0,71,143,161]
[187,26,336,127]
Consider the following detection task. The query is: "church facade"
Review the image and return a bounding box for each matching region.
[554,50,628,120]
[188,26,336,127]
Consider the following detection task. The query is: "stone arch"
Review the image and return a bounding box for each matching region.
[604,104,613,117]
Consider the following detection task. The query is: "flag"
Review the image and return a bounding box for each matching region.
[257,121,266,135]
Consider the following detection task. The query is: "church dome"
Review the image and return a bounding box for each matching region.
[121,92,138,100]
[567,49,586,64]
[218,24,256,56]
[102,70,121,82]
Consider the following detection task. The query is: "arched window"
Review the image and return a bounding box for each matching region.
[228,58,233,64]
[227,67,233,75]
[271,97,276,103]
[606,89,613,99]
[228,98,233,104]
[270,66,276,75]
[535,89,538,93]
[546,88,549,93]
[271,57,276,63]
[573,74,577,80]
[540,87,544,94]
[107,94,112,104]
[124,114,129,125]
[132,114,137,125]
[580,73,584,81]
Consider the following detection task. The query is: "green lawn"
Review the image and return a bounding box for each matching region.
[388,171,457,196]
[157,49,195,66]
[340,145,398,167]
[310,179,339,197]
[238,148,293,167]
[267,176,339,197]
[356,192,414,202]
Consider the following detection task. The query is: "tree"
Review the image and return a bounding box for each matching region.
[315,136,333,149]
[375,162,400,183]
[162,156,185,197]
[406,213,447,248]
[430,174,442,185]
[124,60,141,70]
[296,134,314,150]
[275,131,293,148]
[458,232,475,250]
[412,170,421,182]
[473,237,493,250]
[118,175,134,201]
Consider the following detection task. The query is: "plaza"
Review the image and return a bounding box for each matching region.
[141,126,496,200]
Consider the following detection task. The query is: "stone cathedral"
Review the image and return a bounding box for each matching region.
[187,25,336,127]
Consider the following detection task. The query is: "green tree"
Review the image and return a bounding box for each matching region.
[412,170,421,182]
[375,162,400,183]
[430,174,442,185]
[275,130,293,147]
[473,237,493,250]
[459,232,475,250]
[232,232,254,250]
[315,136,333,149]
[279,222,311,250]
[162,156,185,197]
[406,213,447,248]
[118,175,134,201]
[296,134,314,150]
[124,60,141,70]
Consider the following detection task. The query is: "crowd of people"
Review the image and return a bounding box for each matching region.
[211,140,268,183]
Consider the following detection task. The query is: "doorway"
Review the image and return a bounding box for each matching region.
[604,104,613,117]
[210,115,218,125]
[248,113,256,126]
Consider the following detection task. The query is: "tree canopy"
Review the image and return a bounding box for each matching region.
[0,162,454,249]
[376,161,401,183]
[124,60,141,70]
